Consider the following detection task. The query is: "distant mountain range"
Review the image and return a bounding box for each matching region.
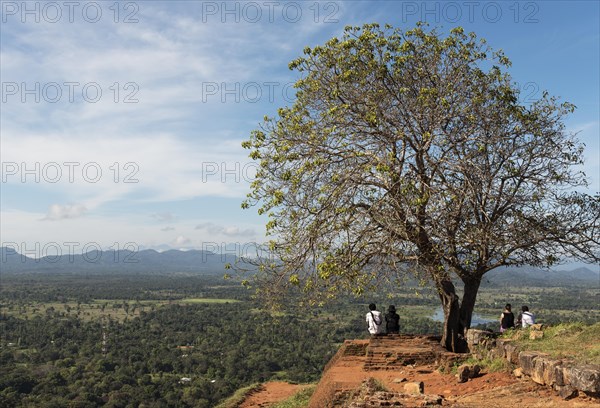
[1,246,598,287]
[483,265,599,288]
[0,247,238,276]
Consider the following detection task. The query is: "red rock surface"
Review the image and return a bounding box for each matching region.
[306,336,599,408]
[239,336,600,407]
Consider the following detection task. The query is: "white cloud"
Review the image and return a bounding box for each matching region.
[1,131,255,213]
[173,235,191,246]
[42,204,87,221]
[3,1,596,251]
[1,209,265,252]
[152,213,176,222]
[0,3,340,227]
[195,222,256,238]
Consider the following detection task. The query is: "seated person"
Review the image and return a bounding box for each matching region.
[516,305,535,328]
[500,303,515,332]
[366,303,383,336]
[385,305,400,334]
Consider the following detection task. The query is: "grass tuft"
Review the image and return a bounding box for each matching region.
[502,322,600,365]
[451,356,512,374]
[214,383,262,408]
[270,385,316,408]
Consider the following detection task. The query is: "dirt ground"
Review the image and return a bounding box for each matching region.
[239,381,308,408]
[239,361,600,407]
[239,336,600,407]
[368,363,600,407]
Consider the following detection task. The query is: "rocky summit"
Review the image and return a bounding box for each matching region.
[306,335,600,408]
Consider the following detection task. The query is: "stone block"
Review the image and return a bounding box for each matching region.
[423,395,444,405]
[518,351,539,376]
[556,384,577,400]
[531,355,561,385]
[456,364,481,383]
[489,346,505,360]
[466,329,495,349]
[495,338,510,347]
[457,365,470,383]
[504,343,519,365]
[553,364,566,386]
[543,359,563,386]
[563,364,600,394]
[529,330,544,340]
[404,381,424,394]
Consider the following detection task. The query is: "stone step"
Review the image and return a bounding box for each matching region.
[362,336,441,371]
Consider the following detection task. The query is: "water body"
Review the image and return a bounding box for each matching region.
[431,307,496,326]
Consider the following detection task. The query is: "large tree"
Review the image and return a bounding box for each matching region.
[241,24,599,352]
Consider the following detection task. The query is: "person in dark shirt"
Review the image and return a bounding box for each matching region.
[500,303,515,333]
[385,305,400,334]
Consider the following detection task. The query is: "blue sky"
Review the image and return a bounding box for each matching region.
[1,1,598,257]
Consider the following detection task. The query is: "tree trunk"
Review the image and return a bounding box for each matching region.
[459,277,482,335]
[436,276,467,353]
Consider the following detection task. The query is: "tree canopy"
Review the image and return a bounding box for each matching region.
[242,23,599,351]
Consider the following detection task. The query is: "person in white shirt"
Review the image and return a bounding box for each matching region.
[517,305,535,328]
[366,303,383,336]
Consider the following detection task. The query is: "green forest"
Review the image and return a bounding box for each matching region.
[1,272,598,407]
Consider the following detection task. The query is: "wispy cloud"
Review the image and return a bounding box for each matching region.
[1,5,302,218]
[2,1,597,251]
[195,222,256,238]
[42,204,87,221]
[151,213,176,223]
[172,235,191,246]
